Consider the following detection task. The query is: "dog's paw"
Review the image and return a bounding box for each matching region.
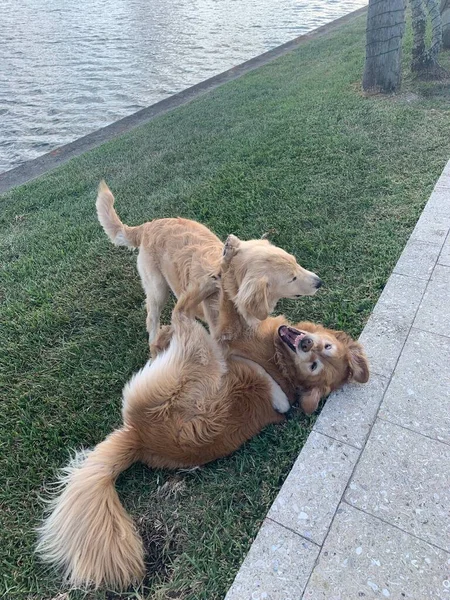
[272,394,291,414]
[222,234,240,267]
[270,384,290,414]
[203,275,220,296]
[219,330,234,343]
[150,325,174,358]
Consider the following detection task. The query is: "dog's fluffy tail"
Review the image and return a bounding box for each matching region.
[96,180,143,247]
[36,426,145,590]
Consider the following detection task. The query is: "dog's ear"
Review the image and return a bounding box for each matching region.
[331,331,369,384]
[300,388,322,415]
[235,275,270,322]
[347,340,369,383]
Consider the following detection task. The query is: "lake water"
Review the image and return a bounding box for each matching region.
[0,0,366,174]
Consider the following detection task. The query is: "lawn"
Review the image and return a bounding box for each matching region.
[1,11,450,600]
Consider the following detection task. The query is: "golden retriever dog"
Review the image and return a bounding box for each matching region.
[96,181,322,343]
[37,277,369,590]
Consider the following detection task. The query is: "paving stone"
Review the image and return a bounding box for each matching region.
[414,262,450,335]
[224,519,319,600]
[441,158,450,177]
[414,264,450,338]
[393,239,441,280]
[345,419,450,552]
[357,273,428,378]
[315,374,389,448]
[438,234,450,266]
[424,187,450,215]
[410,210,450,245]
[379,329,450,444]
[358,315,410,378]
[433,159,450,190]
[267,432,359,545]
[303,502,450,600]
[371,272,427,324]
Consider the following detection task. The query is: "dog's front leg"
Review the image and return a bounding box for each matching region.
[174,274,219,318]
[150,325,174,359]
[212,235,249,343]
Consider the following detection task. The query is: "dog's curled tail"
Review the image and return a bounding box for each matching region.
[36,426,144,590]
[96,180,143,247]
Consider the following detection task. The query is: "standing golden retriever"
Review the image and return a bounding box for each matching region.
[96,181,322,343]
[37,275,368,590]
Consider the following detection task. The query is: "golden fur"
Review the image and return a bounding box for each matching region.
[96,182,322,343]
[37,275,369,590]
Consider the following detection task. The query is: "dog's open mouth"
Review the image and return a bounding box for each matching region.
[278,326,307,352]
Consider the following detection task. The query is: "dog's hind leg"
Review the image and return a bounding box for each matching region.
[127,302,229,452]
[167,307,229,447]
[137,251,170,345]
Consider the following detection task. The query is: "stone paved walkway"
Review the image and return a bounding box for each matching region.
[225,160,450,600]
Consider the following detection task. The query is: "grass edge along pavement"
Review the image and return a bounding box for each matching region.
[1,12,450,600]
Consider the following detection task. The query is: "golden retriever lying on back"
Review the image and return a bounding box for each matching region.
[96,181,322,342]
[37,277,368,590]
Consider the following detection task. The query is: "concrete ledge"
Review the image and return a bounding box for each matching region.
[225,162,450,599]
[358,273,428,378]
[224,519,320,600]
[314,374,389,449]
[267,432,360,545]
[345,419,450,552]
[303,503,450,600]
[0,6,367,196]
[378,328,450,444]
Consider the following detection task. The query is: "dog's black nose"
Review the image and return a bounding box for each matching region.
[315,278,323,289]
[300,337,313,352]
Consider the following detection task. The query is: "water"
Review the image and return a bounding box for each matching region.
[0,0,366,174]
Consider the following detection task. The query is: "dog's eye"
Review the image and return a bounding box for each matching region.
[325,344,332,350]
[311,361,318,371]
[291,276,297,282]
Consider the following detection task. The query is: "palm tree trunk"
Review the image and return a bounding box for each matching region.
[363,0,406,93]
[411,0,427,72]
[411,0,445,77]
[442,0,450,48]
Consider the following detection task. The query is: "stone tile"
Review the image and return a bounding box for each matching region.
[379,329,450,444]
[358,315,410,378]
[393,239,441,280]
[438,234,450,266]
[357,273,428,378]
[441,158,450,178]
[424,187,450,215]
[224,519,319,600]
[414,264,450,338]
[345,419,450,552]
[371,273,428,323]
[315,374,389,449]
[433,159,450,189]
[410,210,450,245]
[303,502,450,600]
[267,432,359,545]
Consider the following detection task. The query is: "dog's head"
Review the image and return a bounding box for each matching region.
[223,235,322,324]
[276,321,369,414]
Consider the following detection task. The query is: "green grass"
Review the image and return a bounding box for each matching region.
[1,13,450,600]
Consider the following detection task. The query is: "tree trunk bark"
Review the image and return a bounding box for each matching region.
[440,0,450,48]
[363,0,406,93]
[411,0,427,72]
[411,0,446,77]
[426,0,443,58]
